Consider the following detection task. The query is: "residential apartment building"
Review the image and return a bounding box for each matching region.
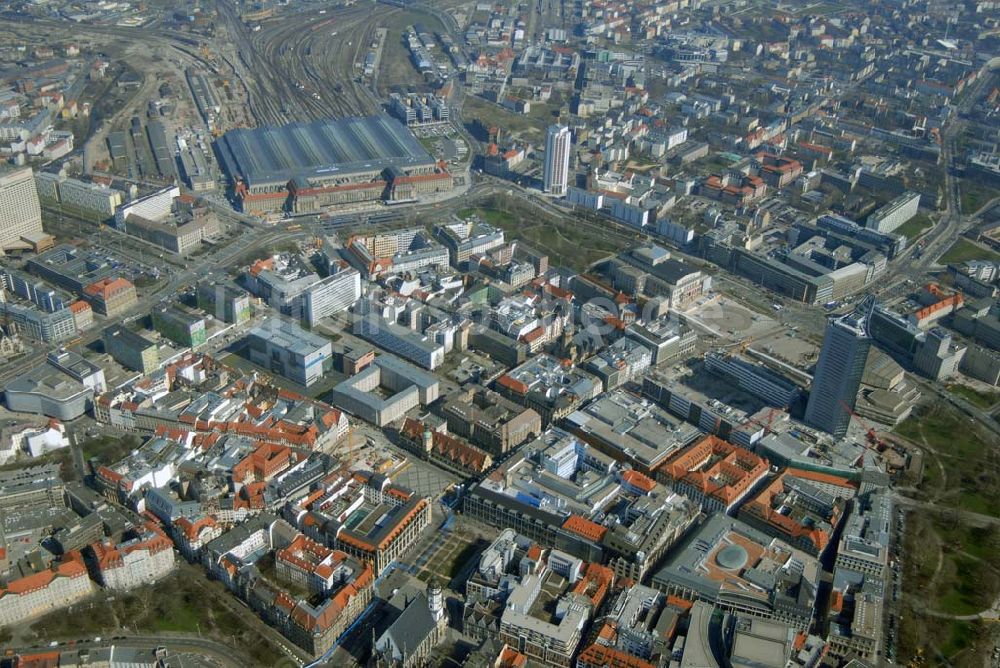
[88,532,176,590]
[172,515,224,559]
[0,560,94,626]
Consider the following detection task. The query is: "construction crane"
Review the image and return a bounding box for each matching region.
[838,400,887,469]
[839,399,885,451]
[739,405,785,436]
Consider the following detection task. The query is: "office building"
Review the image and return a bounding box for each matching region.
[196,281,252,325]
[738,468,856,557]
[577,584,678,667]
[102,325,160,375]
[0,301,76,343]
[564,389,700,474]
[35,171,125,221]
[498,559,613,667]
[27,244,121,294]
[114,185,180,227]
[354,313,445,370]
[435,220,506,267]
[835,491,892,577]
[82,277,137,316]
[805,302,873,437]
[584,338,652,391]
[303,266,362,326]
[291,470,432,577]
[152,305,207,348]
[461,533,613,667]
[625,317,697,365]
[441,387,541,456]
[0,166,43,254]
[654,435,769,513]
[865,191,920,233]
[330,354,439,427]
[960,344,1000,386]
[495,354,602,426]
[543,125,571,196]
[0,464,65,511]
[346,227,449,278]
[0,267,71,312]
[651,514,820,630]
[704,351,802,408]
[116,192,220,255]
[247,318,332,387]
[463,427,699,580]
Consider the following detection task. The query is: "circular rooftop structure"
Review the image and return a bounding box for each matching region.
[715,544,749,571]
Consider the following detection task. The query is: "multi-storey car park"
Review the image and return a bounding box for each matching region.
[214,115,454,216]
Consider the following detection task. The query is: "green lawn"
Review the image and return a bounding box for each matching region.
[462,95,548,141]
[457,202,632,271]
[899,513,1000,664]
[81,434,142,465]
[947,384,1000,409]
[960,181,1000,216]
[29,567,287,665]
[895,402,1000,516]
[938,237,1000,265]
[895,214,933,240]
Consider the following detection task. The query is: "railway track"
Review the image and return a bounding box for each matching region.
[252,5,385,119]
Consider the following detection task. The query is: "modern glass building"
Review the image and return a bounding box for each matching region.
[804,302,873,437]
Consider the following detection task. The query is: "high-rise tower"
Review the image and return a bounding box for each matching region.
[804,298,874,437]
[543,125,571,196]
[0,167,42,255]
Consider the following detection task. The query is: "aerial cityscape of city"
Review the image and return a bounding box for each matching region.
[0,0,998,666]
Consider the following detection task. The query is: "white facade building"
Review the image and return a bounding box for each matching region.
[114,185,181,229]
[0,166,43,253]
[543,125,571,196]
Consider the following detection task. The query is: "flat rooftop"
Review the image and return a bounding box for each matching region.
[249,318,331,356]
[215,115,435,186]
[6,359,93,401]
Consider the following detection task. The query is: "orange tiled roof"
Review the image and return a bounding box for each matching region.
[562,514,608,542]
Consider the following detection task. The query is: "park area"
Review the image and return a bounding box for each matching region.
[938,237,1000,265]
[895,401,1000,664]
[23,565,292,666]
[458,196,638,271]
